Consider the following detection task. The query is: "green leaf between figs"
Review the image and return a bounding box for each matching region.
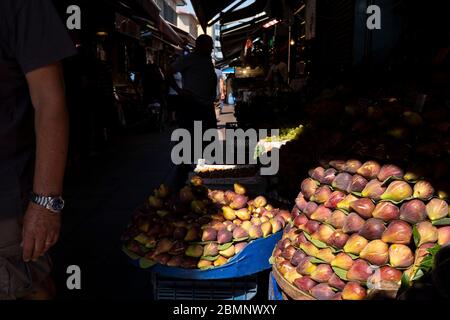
[412,269,425,281]
[193,241,218,245]
[351,192,363,197]
[122,246,142,260]
[309,257,327,264]
[432,218,450,226]
[332,267,348,281]
[139,258,157,269]
[218,242,233,251]
[413,225,421,247]
[347,253,359,260]
[201,255,220,262]
[398,272,412,296]
[310,238,329,249]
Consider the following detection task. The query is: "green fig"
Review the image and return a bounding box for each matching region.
[426,198,449,221]
[413,181,435,200]
[380,181,413,202]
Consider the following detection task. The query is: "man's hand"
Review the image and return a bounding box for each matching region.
[22,202,61,262]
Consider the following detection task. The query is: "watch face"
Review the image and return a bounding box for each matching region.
[50,198,65,212]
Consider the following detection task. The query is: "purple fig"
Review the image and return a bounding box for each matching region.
[311,284,335,300]
[230,195,248,210]
[351,174,368,193]
[290,250,307,266]
[203,243,219,257]
[235,242,248,254]
[342,282,367,300]
[416,221,438,246]
[426,198,449,221]
[328,273,346,290]
[310,205,333,222]
[167,255,184,267]
[301,178,319,199]
[413,180,435,200]
[173,227,188,241]
[233,183,247,195]
[311,186,332,204]
[342,213,365,234]
[310,264,334,283]
[400,200,427,224]
[217,229,233,244]
[377,164,404,182]
[350,198,375,219]
[382,220,412,245]
[336,194,359,211]
[343,159,362,174]
[359,218,386,240]
[328,230,350,249]
[372,202,400,222]
[249,225,263,239]
[329,160,346,171]
[202,228,218,242]
[361,179,386,200]
[357,161,381,179]
[381,181,413,202]
[332,172,353,192]
[327,210,347,229]
[389,244,414,268]
[321,168,337,185]
[281,245,297,260]
[295,193,308,211]
[347,259,374,283]
[324,191,346,209]
[294,276,317,293]
[438,226,450,246]
[254,196,267,208]
[305,220,321,235]
[304,202,319,218]
[309,166,325,181]
[359,240,389,266]
[343,234,369,255]
[233,226,249,240]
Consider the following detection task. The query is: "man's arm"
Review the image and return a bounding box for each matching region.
[22,62,68,262]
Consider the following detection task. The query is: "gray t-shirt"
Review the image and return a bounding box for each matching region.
[172,53,217,105]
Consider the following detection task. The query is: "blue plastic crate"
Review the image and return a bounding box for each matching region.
[152,273,258,300]
[268,272,283,301]
[126,231,282,280]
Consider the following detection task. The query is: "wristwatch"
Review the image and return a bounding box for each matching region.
[29,192,65,214]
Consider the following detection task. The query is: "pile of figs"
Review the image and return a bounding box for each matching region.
[272,159,450,300]
[122,177,291,270]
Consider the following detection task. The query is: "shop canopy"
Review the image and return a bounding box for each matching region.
[220,0,268,25]
[190,0,237,31]
[220,14,269,58]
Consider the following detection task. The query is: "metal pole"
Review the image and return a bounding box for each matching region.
[288,24,292,84]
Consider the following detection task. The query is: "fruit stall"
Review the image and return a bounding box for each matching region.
[121,177,292,300]
[270,159,449,300]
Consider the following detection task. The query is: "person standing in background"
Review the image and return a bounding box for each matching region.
[215,66,226,118]
[0,0,76,299]
[167,55,183,126]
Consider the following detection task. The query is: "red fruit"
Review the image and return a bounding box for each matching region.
[351,174,368,193]
[357,161,381,179]
[328,230,350,249]
[347,260,374,283]
[327,210,347,229]
[342,213,365,234]
[328,273,346,290]
[350,198,375,219]
[359,218,386,240]
[324,191,346,209]
[372,202,400,222]
[400,200,427,224]
[342,282,367,300]
[309,166,325,181]
[293,276,317,293]
[301,178,319,199]
[310,284,335,300]
[321,168,337,185]
[381,220,413,244]
[378,164,404,182]
[332,172,353,193]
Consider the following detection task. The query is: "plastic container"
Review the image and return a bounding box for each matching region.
[152,273,258,300]
[268,272,284,301]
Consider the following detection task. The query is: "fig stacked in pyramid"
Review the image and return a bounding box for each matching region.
[272,160,450,300]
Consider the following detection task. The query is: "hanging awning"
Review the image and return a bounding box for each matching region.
[167,22,196,47]
[220,15,269,58]
[190,0,237,31]
[220,0,268,25]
